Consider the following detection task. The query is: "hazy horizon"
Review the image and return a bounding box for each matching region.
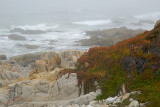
[0,0,160,57]
[0,0,160,27]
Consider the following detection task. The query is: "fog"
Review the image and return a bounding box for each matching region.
[0,0,160,14]
[0,0,160,57]
[0,0,160,27]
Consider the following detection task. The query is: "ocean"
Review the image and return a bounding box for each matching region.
[0,11,160,57]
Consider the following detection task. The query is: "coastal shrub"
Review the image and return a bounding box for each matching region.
[62,25,160,106]
[96,65,126,100]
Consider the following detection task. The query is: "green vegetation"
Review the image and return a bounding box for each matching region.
[62,25,160,106]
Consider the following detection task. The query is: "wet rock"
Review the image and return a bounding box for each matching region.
[49,40,55,45]
[47,46,54,50]
[16,44,40,49]
[8,34,26,41]
[0,55,7,60]
[10,28,45,34]
[24,44,39,49]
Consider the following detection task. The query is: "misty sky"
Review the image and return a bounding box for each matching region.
[1,0,160,15]
[0,0,160,27]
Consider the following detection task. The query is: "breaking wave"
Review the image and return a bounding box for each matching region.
[11,24,59,31]
[72,19,112,26]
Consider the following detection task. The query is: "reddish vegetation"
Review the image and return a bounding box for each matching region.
[78,25,160,75]
[62,24,160,106]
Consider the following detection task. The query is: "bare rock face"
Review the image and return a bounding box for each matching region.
[59,50,84,69]
[35,60,47,73]
[41,51,61,72]
[48,73,81,101]
[0,50,86,106]
[8,73,82,104]
[0,65,24,86]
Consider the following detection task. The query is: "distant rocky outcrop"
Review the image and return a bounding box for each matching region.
[16,44,40,49]
[8,34,26,41]
[78,27,145,47]
[10,28,45,35]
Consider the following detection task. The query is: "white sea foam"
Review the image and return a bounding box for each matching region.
[72,19,112,26]
[11,24,59,31]
[135,12,160,21]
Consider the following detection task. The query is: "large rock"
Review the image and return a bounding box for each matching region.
[9,52,42,67]
[122,93,130,101]
[8,79,49,102]
[35,60,47,73]
[48,73,81,101]
[105,96,118,105]
[8,34,26,41]
[78,27,145,47]
[41,51,61,71]
[128,100,139,107]
[59,50,84,69]
[10,28,45,34]
[18,90,101,107]
[8,73,82,103]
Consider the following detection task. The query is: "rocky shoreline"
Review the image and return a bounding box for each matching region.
[0,50,148,107]
[77,27,145,47]
[1,20,159,107]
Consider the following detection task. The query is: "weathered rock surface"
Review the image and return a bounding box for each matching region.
[8,52,42,68]
[0,50,146,107]
[14,89,100,107]
[0,65,25,86]
[48,73,81,101]
[59,50,84,69]
[41,51,61,71]
[35,60,48,73]
[7,73,83,106]
[0,50,85,107]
